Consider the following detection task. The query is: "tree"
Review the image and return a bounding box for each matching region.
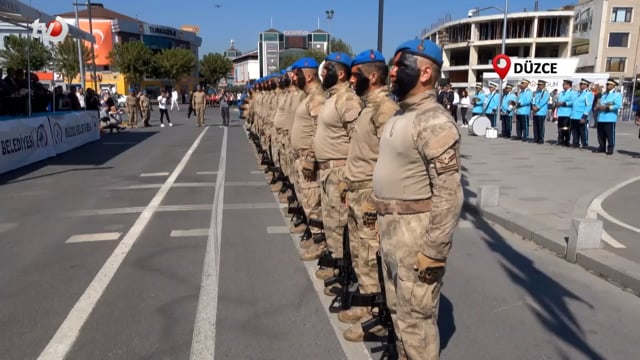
[0,34,51,71]
[154,48,196,85]
[52,37,93,85]
[107,41,154,89]
[302,49,326,64]
[200,52,232,87]
[329,37,354,56]
[279,50,306,71]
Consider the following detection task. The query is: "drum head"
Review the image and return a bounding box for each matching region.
[470,115,491,136]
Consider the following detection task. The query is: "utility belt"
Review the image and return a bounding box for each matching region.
[292,148,309,158]
[345,179,373,191]
[318,159,347,170]
[374,198,432,215]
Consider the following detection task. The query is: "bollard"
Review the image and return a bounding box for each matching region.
[566,218,603,263]
[477,185,500,209]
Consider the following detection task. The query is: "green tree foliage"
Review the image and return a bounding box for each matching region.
[154,48,196,85]
[107,41,154,89]
[0,34,51,71]
[200,52,232,87]
[52,37,93,85]
[329,37,354,56]
[303,49,326,64]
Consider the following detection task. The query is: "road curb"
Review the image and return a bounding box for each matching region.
[463,199,640,296]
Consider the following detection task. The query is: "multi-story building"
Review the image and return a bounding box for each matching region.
[53,3,202,94]
[572,0,639,81]
[423,9,575,89]
[258,28,329,77]
[232,50,259,86]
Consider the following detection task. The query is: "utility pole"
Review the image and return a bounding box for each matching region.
[325,10,334,54]
[87,0,98,91]
[74,2,86,89]
[377,0,384,52]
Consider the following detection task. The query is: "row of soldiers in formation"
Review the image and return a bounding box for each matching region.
[468,78,623,154]
[241,39,463,360]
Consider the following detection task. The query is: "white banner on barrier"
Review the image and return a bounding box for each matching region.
[0,116,56,174]
[49,111,100,155]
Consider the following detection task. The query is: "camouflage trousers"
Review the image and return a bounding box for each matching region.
[319,165,348,255]
[346,186,380,294]
[127,110,138,126]
[294,154,322,233]
[378,211,443,360]
[272,131,283,168]
[195,105,205,126]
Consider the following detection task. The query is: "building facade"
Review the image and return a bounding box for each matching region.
[572,0,639,80]
[54,3,202,94]
[423,10,574,89]
[232,50,259,86]
[258,28,329,77]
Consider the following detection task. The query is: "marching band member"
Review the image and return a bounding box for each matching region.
[570,78,594,149]
[471,83,485,117]
[594,78,622,155]
[531,80,550,144]
[500,83,516,138]
[515,79,532,141]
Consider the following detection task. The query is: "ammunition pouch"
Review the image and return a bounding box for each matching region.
[307,218,324,230]
[363,211,377,230]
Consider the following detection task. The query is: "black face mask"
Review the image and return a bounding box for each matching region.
[295,69,306,90]
[391,52,420,100]
[322,62,338,90]
[353,70,370,97]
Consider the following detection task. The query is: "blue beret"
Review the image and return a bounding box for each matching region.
[286,65,293,72]
[394,39,443,67]
[325,52,352,67]
[351,49,385,67]
[280,69,286,75]
[292,57,319,70]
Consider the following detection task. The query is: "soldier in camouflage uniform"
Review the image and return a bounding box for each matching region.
[338,49,399,342]
[290,58,326,256]
[372,39,463,360]
[126,89,139,127]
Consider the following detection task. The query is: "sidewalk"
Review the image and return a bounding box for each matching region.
[460,119,640,295]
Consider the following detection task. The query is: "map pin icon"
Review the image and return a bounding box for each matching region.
[492,54,511,80]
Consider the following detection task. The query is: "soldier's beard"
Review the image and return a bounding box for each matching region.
[295,70,306,90]
[353,71,370,97]
[391,53,420,101]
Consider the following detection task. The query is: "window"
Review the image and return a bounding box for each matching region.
[611,7,632,23]
[605,57,626,72]
[313,33,327,42]
[262,33,278,42]
[608,32,629,47]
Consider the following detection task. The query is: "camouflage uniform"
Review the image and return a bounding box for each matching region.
[344,87,398,307]
[290,81,326,241]
[126,94,139,126]
[272,87,290,170]
[139,93,151,126]
[309,81,362,259]
[192,90,207,127]
[373,90,463,360]
[283,88,306,187]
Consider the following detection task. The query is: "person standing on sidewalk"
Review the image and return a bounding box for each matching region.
[532,80,550,144]
[594,78,623,155]
[157,90,173,128]
[471,83,485,118]
[140,90,151,127]
[515,79,533,141]
[220,93,230,126]
[459,89,470,127]
[570,79,594,149]
[340,49,399,342]
[500,83,516,138]
[373,39,463,360]
[556,80,576,146]
[485,82,500,128]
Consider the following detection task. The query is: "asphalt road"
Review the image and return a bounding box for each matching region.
[1,108,639,360]
[596,177,640,262]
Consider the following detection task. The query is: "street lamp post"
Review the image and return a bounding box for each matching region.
[377,0,384,52]
[469,0,509,126]
[326,9,334,54]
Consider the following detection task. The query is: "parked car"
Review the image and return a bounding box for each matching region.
[116,94,127,108]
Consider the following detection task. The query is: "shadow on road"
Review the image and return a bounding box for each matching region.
[0,131,157,185]
[460,168,605,360]
[438,294,455,351]
[617,149,640,158]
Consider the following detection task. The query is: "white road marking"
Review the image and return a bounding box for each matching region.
[108,182,215,190]
[66,204,212,216]
[223,202,282,210]
[191,126,227,359]
[0,222,18,233]
[251,170,263,174]
[586,176,640,237]
[266,226,290,234]
[196,171,218,175]
[140,172,170,177]
[65,232,121,244]
[268,191,373,360]
[38,127,210,360]
[602,229,626,248]
[225,181,265,187]
[170,228,209,237]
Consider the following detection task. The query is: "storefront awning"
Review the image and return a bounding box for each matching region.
[0,0,95,43]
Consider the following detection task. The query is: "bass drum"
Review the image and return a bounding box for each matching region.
[468,115,492,136]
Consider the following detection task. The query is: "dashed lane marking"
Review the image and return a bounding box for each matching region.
[65,232,121,243]
[140,172,170,177]
[225,181,265,187]
[108,182,216,190]
[38,127,210,360]
[266,226,290,234]
[196,171,218,175]
[170,229,209,237]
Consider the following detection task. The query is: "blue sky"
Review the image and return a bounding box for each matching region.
[27,0,573,61]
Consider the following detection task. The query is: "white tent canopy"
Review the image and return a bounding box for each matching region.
[0,0,95,43]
